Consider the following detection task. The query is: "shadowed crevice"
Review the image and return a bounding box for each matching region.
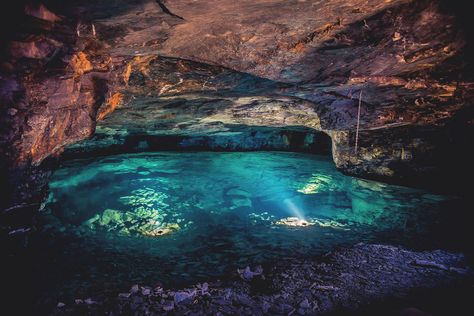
[155,0,185,20]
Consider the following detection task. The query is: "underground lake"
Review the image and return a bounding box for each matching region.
[27,151,470,310]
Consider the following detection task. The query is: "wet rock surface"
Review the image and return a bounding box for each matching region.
[50,243,473,315]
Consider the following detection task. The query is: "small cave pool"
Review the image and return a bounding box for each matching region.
[34,151,470,307]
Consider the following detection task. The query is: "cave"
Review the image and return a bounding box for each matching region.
[1,1,473,315]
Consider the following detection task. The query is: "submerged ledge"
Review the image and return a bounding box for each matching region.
[51,243,473,315]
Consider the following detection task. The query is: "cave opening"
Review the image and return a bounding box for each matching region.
[62,126,334,159]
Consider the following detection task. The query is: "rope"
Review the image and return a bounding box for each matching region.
[355,90,362,154]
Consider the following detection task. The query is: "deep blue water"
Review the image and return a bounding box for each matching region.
[35,152,470,306]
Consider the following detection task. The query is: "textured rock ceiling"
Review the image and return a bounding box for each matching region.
[161,0,459,81]
[0,0,473,217]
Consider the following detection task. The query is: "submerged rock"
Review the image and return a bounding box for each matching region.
[226,188,252,198]
[229,197,253,209]
[225,187,253,209]
[274,216,348,229]
[99,209,123,226]
[83,214,101,229]
[275,217,314,227]
[82,207,180,237]
[139,223,180,237]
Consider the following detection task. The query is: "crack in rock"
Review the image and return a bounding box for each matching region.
[155,0,185,20]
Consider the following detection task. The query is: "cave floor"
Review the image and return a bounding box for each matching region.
[49,244,473,316]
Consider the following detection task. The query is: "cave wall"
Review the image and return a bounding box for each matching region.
[1,0,473,232]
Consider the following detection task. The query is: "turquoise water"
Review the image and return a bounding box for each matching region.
[37,152,468,304]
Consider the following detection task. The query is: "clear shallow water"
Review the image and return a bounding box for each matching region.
[36,152,469,305]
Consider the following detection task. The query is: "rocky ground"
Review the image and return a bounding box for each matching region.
[49,244,473,316]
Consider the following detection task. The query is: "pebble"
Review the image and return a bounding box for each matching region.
[299,298,310,309]
[84,298,97,305]
[412,259,448,271]
[130,284,140,293]
[238,266,263,280]
[163,301,174,311]
[174,290,195,304]
[8,108,18,116]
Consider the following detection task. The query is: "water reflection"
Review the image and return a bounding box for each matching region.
[38,151,464,302]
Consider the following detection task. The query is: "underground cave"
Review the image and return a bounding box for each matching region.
[1,0,473,315]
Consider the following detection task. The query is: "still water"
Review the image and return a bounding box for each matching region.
[36,152,469,305]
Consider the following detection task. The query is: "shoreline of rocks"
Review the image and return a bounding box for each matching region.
[51,243,473,315]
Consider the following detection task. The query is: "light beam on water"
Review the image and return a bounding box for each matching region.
[283,198,306,221]
[39,151,459,296]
